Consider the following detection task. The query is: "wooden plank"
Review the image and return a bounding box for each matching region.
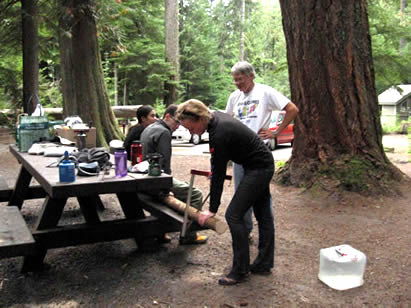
[8,166,32,209]
[0,185,46,203]
[138,193,185,224]
[77,195,102,224]
[0,175,9,202]
[0,206,35,258]
[31,216,169,248]
[0,175,8,190]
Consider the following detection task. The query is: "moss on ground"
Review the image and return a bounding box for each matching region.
[275,154,403,195]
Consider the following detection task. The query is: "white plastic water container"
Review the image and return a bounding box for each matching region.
[318,244,366,290]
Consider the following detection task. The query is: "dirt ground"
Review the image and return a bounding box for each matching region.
[0,130,410,308]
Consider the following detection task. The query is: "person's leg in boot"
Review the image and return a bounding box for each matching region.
[233,163,253,239]
[218,168,271,285]
[250,173,275,275]
[219,196,250,285]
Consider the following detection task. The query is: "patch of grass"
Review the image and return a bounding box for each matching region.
[275,160,286,169]
[382,123,402,134]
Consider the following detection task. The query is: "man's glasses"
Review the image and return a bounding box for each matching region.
[170,116,180,125]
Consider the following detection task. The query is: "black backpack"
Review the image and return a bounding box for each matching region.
[68,147,111,169]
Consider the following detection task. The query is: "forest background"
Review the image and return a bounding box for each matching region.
[0,0,409,126]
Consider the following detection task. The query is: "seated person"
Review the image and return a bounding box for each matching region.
[124,105,157,160]
[140,104,208,245]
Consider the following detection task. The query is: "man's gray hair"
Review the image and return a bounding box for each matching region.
[231,61,255,76]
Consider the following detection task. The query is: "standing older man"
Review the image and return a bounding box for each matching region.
[225,61,299,239]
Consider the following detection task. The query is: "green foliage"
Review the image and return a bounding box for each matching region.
[382,122,403,134]
[179,0,228,107]
[242,1,290,97]
[97,0,171,106]
[153,100,166,118]
[0,0,409,116]
[368,0,411,93]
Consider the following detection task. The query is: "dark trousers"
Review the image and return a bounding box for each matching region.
[225,167,275,279]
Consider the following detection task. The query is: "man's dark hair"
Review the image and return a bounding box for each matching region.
[163,104,178,119]
[136,105,154,123]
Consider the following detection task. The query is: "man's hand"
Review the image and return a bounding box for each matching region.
[198,210,215,226]
[258,128,273,140]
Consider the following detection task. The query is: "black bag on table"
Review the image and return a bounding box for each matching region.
[68,148,112,176]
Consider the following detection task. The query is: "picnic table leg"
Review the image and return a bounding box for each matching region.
[116,192,159,251]
[77,195,102,224]
[8,166,32,209]
[21,196,67,272]
[116,192,146,219]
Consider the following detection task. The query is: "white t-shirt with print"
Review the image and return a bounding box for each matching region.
[225,83,290,133]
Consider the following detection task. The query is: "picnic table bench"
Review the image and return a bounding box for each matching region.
[0,145,208,272]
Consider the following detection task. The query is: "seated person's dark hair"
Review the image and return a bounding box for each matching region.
[136,105,154,123]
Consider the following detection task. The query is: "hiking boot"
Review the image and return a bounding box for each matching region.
[179,234,208,245]
[250,263,272,275]
[157,234,172,244]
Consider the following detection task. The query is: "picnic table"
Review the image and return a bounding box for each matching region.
[1,145,181,272]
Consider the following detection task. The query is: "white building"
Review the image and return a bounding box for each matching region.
[378,84,411,126]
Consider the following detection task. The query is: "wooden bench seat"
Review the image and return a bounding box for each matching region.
[0,184,46,203]
[0,206,36,259]
[137,193,206,233]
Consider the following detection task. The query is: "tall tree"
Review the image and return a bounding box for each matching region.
[58,0,76,113]
[59,0,122,147]
[21,0,39,114]
[400,0,407,50]
[239,0,245,61]
[164,0,179,105]
[278,1,405,193]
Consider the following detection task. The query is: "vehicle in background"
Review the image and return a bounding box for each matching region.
[172,126,209,145]
[267,111,294,150]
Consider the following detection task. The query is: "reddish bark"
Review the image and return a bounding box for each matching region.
[278,1,404,190]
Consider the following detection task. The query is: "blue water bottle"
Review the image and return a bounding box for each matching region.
[114,147,128,178]
[59,150,76,183]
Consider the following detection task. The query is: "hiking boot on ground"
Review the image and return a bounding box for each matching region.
[179,234,208,245]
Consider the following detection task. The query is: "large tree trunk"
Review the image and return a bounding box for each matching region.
[278,1,405,193]
[164,0,179,105]
[21,0,39,114]
[59,0,122,147]
[58,0,77,115]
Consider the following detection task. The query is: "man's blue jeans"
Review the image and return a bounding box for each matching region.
[225,166,275,278]
[233,163,273,234]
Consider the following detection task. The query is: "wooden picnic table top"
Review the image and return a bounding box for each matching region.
[9,145,172,199]
[4,145,176,271]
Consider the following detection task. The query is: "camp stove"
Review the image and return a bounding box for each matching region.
[147,153,162,176]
